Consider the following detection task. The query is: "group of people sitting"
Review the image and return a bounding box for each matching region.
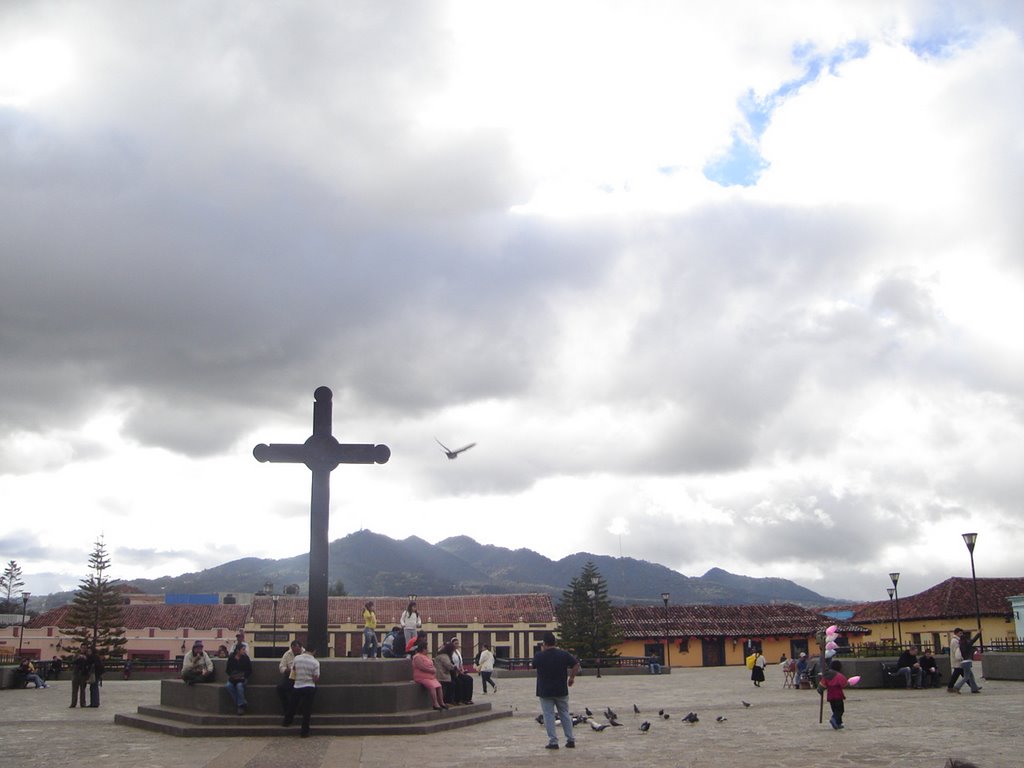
[179,631,320,733]
[409,633,497,709]
[889,645,942,688]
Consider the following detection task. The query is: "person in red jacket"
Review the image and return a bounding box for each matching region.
[818,660,850,730]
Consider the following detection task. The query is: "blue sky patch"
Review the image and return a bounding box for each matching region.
[703,39,870,187]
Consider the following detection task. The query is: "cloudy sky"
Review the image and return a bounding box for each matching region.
[3,1,1023,603]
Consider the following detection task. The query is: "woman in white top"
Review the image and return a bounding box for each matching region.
[477,644,497,694]
[400,601,422,650]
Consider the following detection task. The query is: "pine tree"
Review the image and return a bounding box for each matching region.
[555,561,621,660]
[0,560,26,613]
[61,538,127,660]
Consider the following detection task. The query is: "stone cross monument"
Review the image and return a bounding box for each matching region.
[254,386,390,655]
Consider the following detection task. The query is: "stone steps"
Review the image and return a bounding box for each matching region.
[115,702,511,737]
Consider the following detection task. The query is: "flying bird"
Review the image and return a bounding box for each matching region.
[435,438,476,459]
[590,721,610,732]
[639,720,651,733]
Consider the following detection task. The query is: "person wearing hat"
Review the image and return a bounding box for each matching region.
[795,652,809,687]
[181,640,215,684]
[231,630,250,656]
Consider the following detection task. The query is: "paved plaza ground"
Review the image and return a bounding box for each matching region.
[0,664,1017,768]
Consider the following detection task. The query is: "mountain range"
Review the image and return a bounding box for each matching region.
[70,531,849,608]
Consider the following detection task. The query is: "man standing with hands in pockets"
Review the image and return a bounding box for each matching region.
[533,631,580,750]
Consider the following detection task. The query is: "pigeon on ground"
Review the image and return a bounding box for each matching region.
[609,716,623,727]
[590,721,610,732]
[662,713,670,720]
[658,708,664,716]
[716,716,728,722]
[535,714,544,724]
[633,704,640,715]
[683,712,699,723]
[639,721,651,732]
[585,707,594,717]
[742,700,751,708]
[605,707,618,720]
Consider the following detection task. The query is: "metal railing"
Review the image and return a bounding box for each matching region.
[495,655,648,671]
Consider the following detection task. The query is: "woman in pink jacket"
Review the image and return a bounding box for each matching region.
[411,642,447,710]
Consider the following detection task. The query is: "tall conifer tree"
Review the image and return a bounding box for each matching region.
[1,560,26,613]
[62,538,127,659]
[555,561,620,660]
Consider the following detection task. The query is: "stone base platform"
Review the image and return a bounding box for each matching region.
[115,657,510,737]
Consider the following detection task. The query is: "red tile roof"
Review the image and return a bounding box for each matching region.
[848,577,1024,623]
[29,604,252,631]
[250,594,556,625]
[614,603,867,638]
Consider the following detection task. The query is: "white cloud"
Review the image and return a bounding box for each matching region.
[2,1,1023,602]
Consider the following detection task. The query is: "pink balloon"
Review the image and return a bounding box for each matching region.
[826,625,838,635]
[826,641,838,650]
[847,676,861,686]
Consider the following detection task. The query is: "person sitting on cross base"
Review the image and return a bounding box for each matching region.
[449,637,474,704]
[277,640,304,713]
[181,640,215,684]
[381,626,403,658]
[225,644,253,714]
[894,645,924,689]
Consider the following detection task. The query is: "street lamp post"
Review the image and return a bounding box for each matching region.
[17,591,30,656]
[271,595,279,654]
[886,587,896,647]
[661,592,671,669]
[889,572,903,648]
[587,577,601,678]
[963,533,983,650]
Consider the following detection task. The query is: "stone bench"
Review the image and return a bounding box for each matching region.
[795,656,951,689]
[979,652,1024,680]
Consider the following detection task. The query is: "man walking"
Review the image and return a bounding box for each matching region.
[533,631,580,750]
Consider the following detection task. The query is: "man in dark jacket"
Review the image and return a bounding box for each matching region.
[919,648,941,688]
[895,645,923,689]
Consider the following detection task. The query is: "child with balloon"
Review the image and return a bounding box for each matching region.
[818,625,860,729]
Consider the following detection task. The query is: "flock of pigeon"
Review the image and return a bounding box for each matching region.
[535,701,755,733]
